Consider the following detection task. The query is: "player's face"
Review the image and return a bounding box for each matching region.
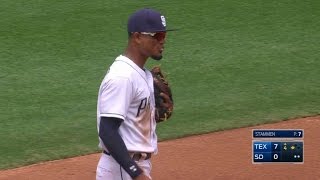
[139,32,166,60]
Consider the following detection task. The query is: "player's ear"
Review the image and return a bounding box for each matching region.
[131,32,143,44]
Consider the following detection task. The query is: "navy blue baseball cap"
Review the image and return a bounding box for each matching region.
[127,8,174,32]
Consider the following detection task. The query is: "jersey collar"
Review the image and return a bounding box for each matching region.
[117,55,147,78]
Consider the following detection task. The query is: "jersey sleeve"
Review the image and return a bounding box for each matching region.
[99,76,133,120]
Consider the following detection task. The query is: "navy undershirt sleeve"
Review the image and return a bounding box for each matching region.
[99,117,143,178]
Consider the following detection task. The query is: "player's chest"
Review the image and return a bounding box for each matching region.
[131,73,155,108]
[132,80,153,106]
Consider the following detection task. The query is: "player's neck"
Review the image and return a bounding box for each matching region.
[123,47,148,69]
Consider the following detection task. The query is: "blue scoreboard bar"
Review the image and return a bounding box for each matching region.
[252,141,303,163]
[253,129,303,138]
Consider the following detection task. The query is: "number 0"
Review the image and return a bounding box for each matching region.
[274,154,278,159]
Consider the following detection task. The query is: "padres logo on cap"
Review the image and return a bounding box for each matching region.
[161,16,166,27]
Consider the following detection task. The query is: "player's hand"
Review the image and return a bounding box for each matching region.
[134,173,151,180]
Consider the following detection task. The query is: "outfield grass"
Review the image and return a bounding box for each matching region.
[1,0,320,169]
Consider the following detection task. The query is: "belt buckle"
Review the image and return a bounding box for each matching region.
[140,153,147,160]
[131,152,149,161]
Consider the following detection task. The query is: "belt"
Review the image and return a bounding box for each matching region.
[103,150,151,161]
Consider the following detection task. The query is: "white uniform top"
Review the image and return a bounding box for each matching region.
[97,55,158,153]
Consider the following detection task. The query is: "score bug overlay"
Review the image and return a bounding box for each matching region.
[252,129,304,164]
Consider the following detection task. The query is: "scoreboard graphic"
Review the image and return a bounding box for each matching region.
[252,129,304,164]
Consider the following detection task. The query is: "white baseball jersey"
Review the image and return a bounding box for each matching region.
[97,55,157,153]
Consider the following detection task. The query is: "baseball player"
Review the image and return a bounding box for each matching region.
[96,8,173,180]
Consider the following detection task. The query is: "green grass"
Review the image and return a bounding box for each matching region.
[1,0,320,169]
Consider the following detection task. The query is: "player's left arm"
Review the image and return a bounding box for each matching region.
[99,117,144,178]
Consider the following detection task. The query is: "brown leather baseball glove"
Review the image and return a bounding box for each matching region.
[151,66,174,123]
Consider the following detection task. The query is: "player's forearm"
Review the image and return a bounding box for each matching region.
[99,117,143,178]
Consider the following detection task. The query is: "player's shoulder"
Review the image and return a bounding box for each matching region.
[108,55,142,79]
